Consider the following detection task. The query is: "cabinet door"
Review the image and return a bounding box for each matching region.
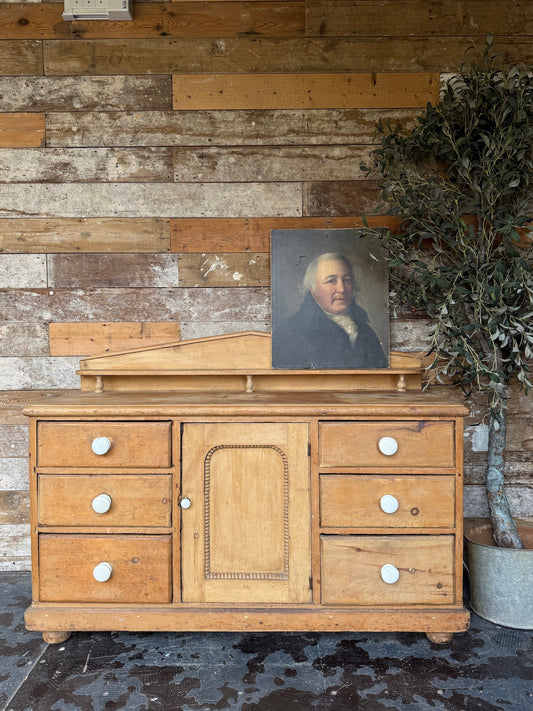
[181,423,311,603]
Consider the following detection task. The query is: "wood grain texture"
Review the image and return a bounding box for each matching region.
[0,288,270,322]
[0,218,170,253]
[0,40,42,75]
[307,1,533,37]
[177,252,269,287]
[173,145,372,182]
[47,108,419,147]
[48,253,180,287]
[0,183,302,218]
[49,322,181,356]
[0,2,304,40]
[0,113,45,147]
[43,37,533,76]
[170,216,400,252]
[0,391,79,426]
[172,73,438,110]
[0,76,172,112]
[0,491,29,525]
[0,148,173,183]
[303,180,383,216]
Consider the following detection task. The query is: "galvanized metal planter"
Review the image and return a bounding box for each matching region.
[465,522,533,630]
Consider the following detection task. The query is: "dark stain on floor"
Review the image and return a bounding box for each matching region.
[1,572,532,711]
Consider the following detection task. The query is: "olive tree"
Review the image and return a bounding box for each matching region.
[356,39,532,548]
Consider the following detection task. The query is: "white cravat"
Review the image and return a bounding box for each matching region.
[330,314,359,345]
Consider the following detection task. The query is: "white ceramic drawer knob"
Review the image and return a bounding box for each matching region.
[378,436,399,456]
[180,497,192,510]
[91,493,112,514]
[93,561,112,583]
[91,436,112,456]
[381,563,400,585]
[380,494,399,514]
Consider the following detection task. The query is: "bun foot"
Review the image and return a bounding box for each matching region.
[43,631,71,644]
[426,631,453,644]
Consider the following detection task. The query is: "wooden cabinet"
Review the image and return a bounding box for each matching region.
[24,332,469,644]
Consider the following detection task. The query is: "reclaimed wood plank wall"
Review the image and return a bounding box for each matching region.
[0,0,531,568]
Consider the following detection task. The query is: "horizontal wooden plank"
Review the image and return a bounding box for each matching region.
[0,492,29,525]
[307,0,533,37]
[0,255,46,288]
[0,2,304,40]
[178,253,269,287]
[0,113,45,148]
[0,75,172,112]
[0,524,30,570]
[46,108,419,147]
[172,73,438,110]
[0,288,270,322]
[0,458,28,491]
[180,320,270,341]
[465,452,533,486]
[48,253,180,287]
[0,357,80,391]
[0,39,42,75]
[173,145,372,182]
[0,147,173,183]
[0,183,302,218]
[0,390,78,425]
[170,216,400,252]
[43,37,533,75]
[303,180,383,216]
[49,322,181,356]
[464,485,533,518]
[0,218,170,253]
[0,323,49,357]
[0,425,28,458]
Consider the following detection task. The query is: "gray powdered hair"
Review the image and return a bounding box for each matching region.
[300,252,356,294]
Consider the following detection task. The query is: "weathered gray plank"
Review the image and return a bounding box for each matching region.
[177,253,269,287]
[0,457,28,491]
[180,320,270,341]
[46,108,418,148]
[0,288,271,322]
[0,357,79,390]
[0,75,172,112]
[0,425,28,458]
[172,146,372,182]
[0,255,46,288]
[42,37,533,76]
[0,39,42,75]
[0,148,173,183]
[464,485,533,518]
[48,253,180,287]
[0,524,30,571]
[0,491,29,525]
[0,183,302,218]
[0,217,170,253]
[303,180,383,216]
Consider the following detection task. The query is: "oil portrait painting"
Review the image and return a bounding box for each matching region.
[271,229,389,370]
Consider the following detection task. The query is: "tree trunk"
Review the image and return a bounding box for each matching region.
[486,404,524,549]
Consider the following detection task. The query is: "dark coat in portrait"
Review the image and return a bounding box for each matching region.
[272,292,388,369]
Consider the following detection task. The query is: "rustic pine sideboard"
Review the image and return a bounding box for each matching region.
[24,332,469,644]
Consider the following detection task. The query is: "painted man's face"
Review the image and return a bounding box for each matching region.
[311,259,354,315]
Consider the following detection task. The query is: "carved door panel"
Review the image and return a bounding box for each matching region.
[181,423,311,603]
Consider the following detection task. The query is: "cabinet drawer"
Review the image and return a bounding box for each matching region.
[321,535,455,605]
[320,475,455,529]
[319,421,455,468]
[38,475,172,527]
[38,534,172,603]
[37,421,171,469]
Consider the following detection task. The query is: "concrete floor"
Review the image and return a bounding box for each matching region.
[1,572,532,711]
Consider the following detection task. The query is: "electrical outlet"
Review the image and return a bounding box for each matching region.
[62,0,132,21]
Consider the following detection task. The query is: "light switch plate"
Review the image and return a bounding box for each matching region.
[63,0,132,21]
